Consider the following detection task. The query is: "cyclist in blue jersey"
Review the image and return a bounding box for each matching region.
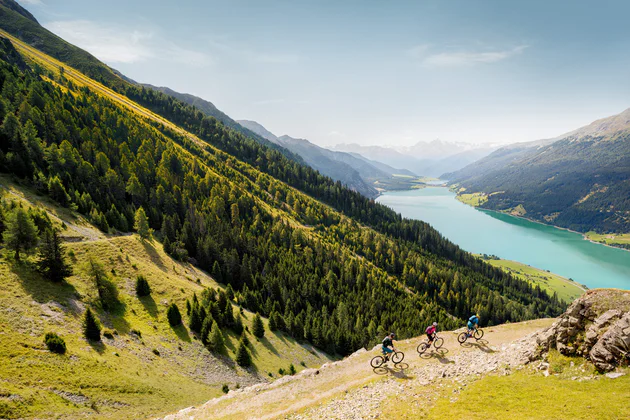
[467,314,479,337]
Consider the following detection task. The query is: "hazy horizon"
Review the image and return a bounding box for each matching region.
[20,0,630,148]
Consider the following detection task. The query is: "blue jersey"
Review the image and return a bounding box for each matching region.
[469,315,479,325]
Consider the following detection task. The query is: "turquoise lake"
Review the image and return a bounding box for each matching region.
[377,188,630,290]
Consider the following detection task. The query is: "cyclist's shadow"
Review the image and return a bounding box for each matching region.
[460,339,494,353]
[373,363,411,379]
[420,348,454,364]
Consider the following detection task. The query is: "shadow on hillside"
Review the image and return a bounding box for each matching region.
[140,240,166,272]
[260,336,279,356]
[88,339,106,354]
[460,339,494,353]
[139,295,158,318]
[10,260,79,309]
[172,324,191,342]
[420,348,454,365]
[373,363,412,379]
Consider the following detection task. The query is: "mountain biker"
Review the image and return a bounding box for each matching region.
[425,322,438,344]
[382,332,396,360]
[467,314,479,337]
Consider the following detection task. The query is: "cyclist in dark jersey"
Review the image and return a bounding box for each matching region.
[381,333,396,360]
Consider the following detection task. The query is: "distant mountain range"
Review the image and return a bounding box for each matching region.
[444,108,630,233]
[238,120,416,198]
[333,140,498,177]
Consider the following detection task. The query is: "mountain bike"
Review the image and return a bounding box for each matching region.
[417,333,444,354]
[370,350,405,368]
[457,327,484,344]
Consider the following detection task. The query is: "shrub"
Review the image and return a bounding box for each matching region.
[44,332,66,354]
[278,368,285,376]
[252,313,265,338]
[135,275,151,297]
[152,348,160,356]
[222,384,229,394]
[236,339,252,367]
[167,303,182,326]
[83,308,101,341]
[289,363,296,375]
[130,329,142,338]
[102,328,115,339]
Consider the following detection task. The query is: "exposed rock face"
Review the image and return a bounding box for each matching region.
[534,289,630,371]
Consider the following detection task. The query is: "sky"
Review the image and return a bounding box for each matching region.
[18,0,630,147]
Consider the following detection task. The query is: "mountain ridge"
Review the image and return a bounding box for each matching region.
[444,107,630,234]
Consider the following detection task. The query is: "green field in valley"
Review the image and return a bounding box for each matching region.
[479,256,586,302]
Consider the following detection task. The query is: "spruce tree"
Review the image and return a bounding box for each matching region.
[240,330,250,347]
[83,308,101,341]
[211,261,223,282]
[135,275,151,297]
[3,207,39,261]
[236,339,251,367]
[201,317,213,345]
[233,313,244,335]
[167,303,182,326]
[37,228,72,282]
[209,320,224,353]
[268,311,278,331]
[134,207,151,240]
[252,313,265,338]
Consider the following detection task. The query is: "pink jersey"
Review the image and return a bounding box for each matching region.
[425,325,436,335]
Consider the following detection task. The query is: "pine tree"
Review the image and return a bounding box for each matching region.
[240,330,250,347]
[167,303,182,326]
[236,339,251,367]
[209,320,224,353]
[83,308,101,341]
[3,207,39,261]
[37,228,72,282]
[252,313,265,338]
[201,316,213,345]
[135,275,151,297]
[233,313,244,335]
[134,207,151,240]
[211,261,223,283]
[268,311,278,331]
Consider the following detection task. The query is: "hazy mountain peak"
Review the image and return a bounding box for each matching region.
[237,120,279,143]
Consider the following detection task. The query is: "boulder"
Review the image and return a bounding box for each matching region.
[589,313,630,372]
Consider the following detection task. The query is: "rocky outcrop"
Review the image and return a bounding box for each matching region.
[534,289,630,371]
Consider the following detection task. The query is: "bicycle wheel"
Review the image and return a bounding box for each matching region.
[457,332,468,344]
[392,351,404,364]
[417,342,429,354]
[434,337,444,349]
[370,355,385,369]
[474,329,484,340]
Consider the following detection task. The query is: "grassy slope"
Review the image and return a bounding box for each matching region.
[0,181,332,419]
[585,232,630,249]
[480,257,586,303]
[426,353,630,420]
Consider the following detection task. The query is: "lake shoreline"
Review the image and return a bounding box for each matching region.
[378,188,630,290]
[475,205,630,254]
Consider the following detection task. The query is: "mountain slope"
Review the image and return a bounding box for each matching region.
[0,15,564,356]
[0,177,332,419]
[237,119,280,144]
[445,108,630,233]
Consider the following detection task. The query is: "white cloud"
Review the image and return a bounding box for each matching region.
[409,44,528,67]
[17,0,43,5]
[45,20,212,67]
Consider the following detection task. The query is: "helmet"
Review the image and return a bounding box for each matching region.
[432,322,438,326]
[389,332,395,337]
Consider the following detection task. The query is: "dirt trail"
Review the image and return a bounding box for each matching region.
[161,318,553,420]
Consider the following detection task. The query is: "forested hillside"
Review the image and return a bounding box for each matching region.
[0,23,566,363]
[445,109,630,234]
